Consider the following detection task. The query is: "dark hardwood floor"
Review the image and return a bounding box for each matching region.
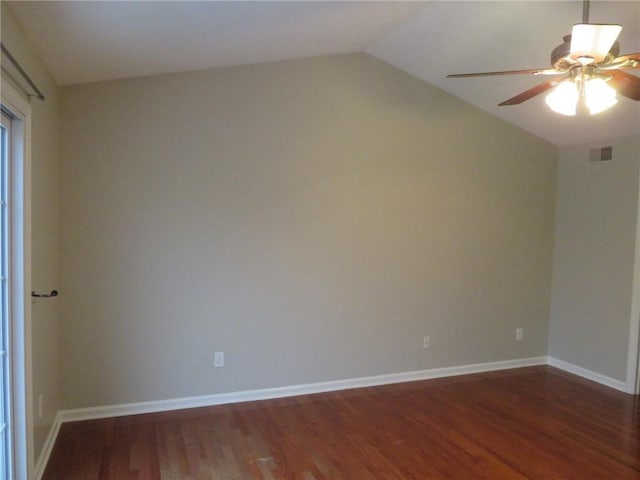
[43,366,640,479]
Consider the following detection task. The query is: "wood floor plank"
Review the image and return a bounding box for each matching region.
[43,366,640,479]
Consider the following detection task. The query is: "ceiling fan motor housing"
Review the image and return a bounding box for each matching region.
[551,35,573,70]
[551,34,620,70]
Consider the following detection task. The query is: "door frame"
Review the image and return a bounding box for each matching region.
[627,139,640,395]
[1,81,33,479]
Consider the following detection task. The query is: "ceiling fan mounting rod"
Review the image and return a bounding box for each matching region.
[582,0,590,24]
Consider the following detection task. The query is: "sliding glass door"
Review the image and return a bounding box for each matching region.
[0,110,12,480]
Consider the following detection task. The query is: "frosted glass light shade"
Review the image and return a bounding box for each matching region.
[545,76,617,116]
[545,80,579,116]
[584,77,617,114]
[570,24,622,63]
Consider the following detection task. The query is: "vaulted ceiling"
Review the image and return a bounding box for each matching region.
[6,1,640,147]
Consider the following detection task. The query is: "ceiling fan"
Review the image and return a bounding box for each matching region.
[447,0,640,115]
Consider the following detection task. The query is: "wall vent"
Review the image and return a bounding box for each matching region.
[589,146,613,162]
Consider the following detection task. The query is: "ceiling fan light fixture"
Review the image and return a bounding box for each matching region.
[446,0,640,116]
[545,75,618,116]
[570,24,622,63]
[584,77,618,114]
[545,80,579,116]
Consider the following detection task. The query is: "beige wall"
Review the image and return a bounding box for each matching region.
[549,135,640,381]
[60,53,557,409]
[1,2,61,465]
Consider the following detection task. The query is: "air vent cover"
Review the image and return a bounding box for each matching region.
[589,146,613,162]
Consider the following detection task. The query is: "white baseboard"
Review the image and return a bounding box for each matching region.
[33,412,62,480]
[546,356,627,392]
[33,355,632,479]
[31,355,556,479]
[57,356,547,424]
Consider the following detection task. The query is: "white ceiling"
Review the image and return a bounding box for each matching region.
[6,1,640,147]
[6,1,427,84]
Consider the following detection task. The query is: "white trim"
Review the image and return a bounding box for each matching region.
[40,355,640,479]
[627,143,640,394]
[51,356,629,427]
[30,358,636,480]
[33,412,61,480]
[32,356,545,478]
[57,357,547,424]
[30,355,636,478]
[547,356,627,392]
[1,83,33,480]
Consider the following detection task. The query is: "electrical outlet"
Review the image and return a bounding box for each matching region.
[214,351,225,367]
[422,336,431,349]
[516,328,523,341]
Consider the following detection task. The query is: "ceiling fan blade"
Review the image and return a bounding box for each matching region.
[498,76,566,106]
[447,68,561,78]
[608,70,640,101]
[570,24,622,63]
